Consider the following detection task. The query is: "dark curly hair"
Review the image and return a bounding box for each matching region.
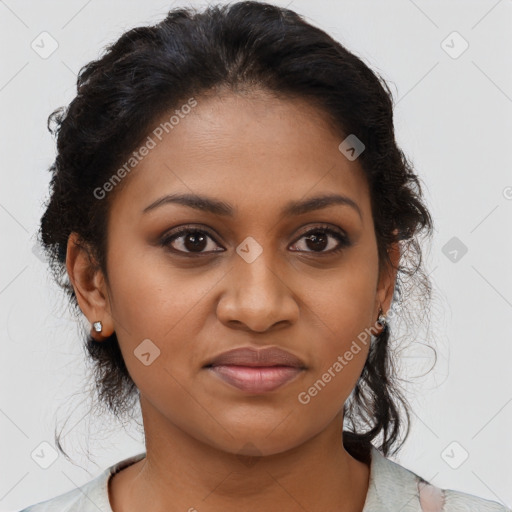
[38,1,434,463]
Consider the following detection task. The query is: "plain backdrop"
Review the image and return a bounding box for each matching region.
[1,0,511,510]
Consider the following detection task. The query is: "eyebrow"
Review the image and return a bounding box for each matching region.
[142,192,362,220]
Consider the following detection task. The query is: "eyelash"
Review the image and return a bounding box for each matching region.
[159,224,351,257]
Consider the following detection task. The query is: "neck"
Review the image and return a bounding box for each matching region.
[110,398,370,512]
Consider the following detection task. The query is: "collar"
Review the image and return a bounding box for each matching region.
[363,446,426,511]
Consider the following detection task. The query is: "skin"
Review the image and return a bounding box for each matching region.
[66,89,399,512]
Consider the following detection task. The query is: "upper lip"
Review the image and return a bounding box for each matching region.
[204,346,306,368]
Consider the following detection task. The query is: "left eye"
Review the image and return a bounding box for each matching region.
[289,227,350,254]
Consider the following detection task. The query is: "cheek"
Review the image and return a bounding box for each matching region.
[106,244,213,337]
[295,250,378,403]
[296,292,372,418]
[301,253,379,343]
[105,245,226,386]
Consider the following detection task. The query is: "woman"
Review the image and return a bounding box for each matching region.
[19,2,509,511]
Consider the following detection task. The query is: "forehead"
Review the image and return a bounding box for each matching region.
[107,91,371,223]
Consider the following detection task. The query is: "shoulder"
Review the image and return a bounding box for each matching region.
[17,452,146,512]
[364,446,510,512]
[17,474,108,512]
[443,487,510,511]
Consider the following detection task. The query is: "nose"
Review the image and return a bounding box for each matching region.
[216,251,300,333]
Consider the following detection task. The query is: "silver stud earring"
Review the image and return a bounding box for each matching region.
[93,321,103,333]
[377,309,387,328]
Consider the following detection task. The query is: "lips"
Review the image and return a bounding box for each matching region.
[204,346,306,368]
[203,346,306,393]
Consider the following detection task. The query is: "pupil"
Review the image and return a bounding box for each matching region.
[306,232,327,251]
[185,232,207,251]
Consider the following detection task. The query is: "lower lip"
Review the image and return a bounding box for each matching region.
[206,365,304,393]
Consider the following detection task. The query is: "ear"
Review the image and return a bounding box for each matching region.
[374,240,400,323]
[66,232,114,341]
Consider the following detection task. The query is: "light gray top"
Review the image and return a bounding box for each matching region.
[19,447,510,511]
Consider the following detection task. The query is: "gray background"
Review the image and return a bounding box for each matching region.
[1,0,511,510]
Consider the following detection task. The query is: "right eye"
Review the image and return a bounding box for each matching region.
[160,226,225,256]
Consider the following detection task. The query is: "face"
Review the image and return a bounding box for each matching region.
[71,90,396,457]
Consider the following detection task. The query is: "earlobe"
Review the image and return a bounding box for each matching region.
[65,232,114,340]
